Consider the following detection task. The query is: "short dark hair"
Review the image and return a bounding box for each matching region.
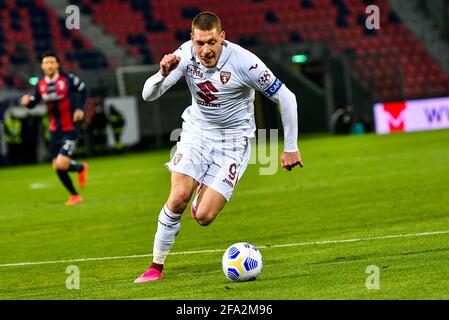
[40,51,60,63]
[192,11,222,33]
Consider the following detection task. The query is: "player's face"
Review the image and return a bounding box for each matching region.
[191,28,225,68]
[41,57,59,77]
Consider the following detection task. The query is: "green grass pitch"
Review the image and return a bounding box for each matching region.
[1,129,449,299]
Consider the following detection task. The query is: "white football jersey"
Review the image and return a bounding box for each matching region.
[168,40,283,139]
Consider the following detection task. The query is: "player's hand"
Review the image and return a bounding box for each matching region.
[73,109,85,123]
[281,151,303,171]
[21,95,31,106]
[160,54,181,77]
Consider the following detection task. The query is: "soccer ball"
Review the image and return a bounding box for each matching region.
[222,242,263,282]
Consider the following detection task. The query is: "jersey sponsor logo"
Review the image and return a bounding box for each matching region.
[263,78,283,97]
[197,100,221,107]
[187,64,204,79]
[196,81,219,104]
[220,71,231,85]
[222,177,234,188]
[173,153,183,165]
[249,63,258,71]
[258,70,272,88]
[42,92,64,101]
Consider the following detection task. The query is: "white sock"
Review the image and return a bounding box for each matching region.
[152,204,182,265]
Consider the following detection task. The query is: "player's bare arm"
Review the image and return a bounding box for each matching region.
[160,54,181,77]
[281,151,303,171]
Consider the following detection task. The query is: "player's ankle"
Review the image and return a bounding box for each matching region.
[150,262,164,272]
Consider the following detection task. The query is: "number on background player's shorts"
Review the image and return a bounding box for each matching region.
[61,139,77,157]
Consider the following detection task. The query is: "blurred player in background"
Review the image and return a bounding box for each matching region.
[135,12,303,282]
[21,52,89,206]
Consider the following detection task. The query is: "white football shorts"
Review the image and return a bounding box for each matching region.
[165,126,251,201]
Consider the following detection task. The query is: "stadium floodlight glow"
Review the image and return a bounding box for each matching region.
[28,76,39,86]
[291,54,308,64]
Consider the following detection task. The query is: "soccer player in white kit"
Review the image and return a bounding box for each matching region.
[135,12,303,282]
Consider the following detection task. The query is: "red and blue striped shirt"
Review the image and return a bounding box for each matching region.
[27,72,89,132]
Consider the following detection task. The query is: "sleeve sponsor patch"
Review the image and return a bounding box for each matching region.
[263,78,283,97]
[258,70,272,88]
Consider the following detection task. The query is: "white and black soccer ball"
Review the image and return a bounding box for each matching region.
[222,242,263,282]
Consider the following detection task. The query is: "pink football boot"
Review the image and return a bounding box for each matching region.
[134,267,163,283]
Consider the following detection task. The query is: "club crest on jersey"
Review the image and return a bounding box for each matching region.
[57,80,65,90]
[187,64,204,79]
[173,153,183,165]
[258,70,272,88]
[220,71,231,85]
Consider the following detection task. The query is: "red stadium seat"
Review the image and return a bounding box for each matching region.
[1,0,447,99]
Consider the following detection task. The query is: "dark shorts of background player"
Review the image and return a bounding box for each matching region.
[49,130,79,159]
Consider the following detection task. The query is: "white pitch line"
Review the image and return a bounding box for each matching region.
[1,230,448,268]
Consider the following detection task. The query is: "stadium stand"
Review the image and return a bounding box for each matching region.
[0,0,109,88]
[0,0,448,101]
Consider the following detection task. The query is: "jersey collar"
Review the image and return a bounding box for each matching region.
[216,40,231,70]
[45,72,60,83]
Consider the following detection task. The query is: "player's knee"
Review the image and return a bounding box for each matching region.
[196,216,212,226]
[54,158,69,171]
[167,193,190,213]
[195,209,217,226]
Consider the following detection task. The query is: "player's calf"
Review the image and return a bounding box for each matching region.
[194,189,227,226]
